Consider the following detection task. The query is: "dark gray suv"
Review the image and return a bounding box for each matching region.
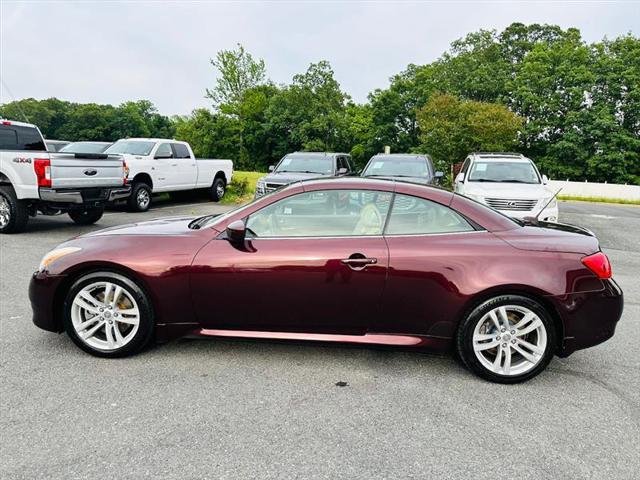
[255,152,353,198]
[361,154,443,185]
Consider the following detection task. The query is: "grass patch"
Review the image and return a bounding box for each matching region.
[558,195,640,205]
[220,170,264,205]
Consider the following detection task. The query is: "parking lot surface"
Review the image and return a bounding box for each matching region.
[1,198,638,479]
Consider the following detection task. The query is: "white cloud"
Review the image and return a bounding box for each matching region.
[1,0,638,116]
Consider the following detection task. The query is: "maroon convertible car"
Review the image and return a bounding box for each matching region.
[30,178,623,383]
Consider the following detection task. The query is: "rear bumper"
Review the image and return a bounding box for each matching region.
[551,278,624,357]
[29,271,67,333]
[39,186,131,205]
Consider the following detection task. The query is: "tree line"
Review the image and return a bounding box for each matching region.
[1,23,638,184]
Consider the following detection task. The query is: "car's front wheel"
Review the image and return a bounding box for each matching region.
[457,295,556,383]
[128,182,152,212]
[207,177,226,202]
[63,272,154,357]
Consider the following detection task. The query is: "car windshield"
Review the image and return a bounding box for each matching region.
[275,155,333,175]
[363,157,430,178]
[105,141,155,156]
[468,160,540,184]
[60,142,111,154]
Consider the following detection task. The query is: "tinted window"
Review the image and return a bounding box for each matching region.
[468,160,540,184]
[0,125,46,151]
[460,159,470,174]
[363,156,430,178]
[337,157,349,172]
[274,155,333,175]
[246,190,393,237]
[386,194,474,235]
[155,143,173,158]
[105,141,156,156]
[172,143,190,159]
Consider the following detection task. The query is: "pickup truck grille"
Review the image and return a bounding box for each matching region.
[485,198,538,211]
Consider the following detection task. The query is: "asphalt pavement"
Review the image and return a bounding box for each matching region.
[0,197,638,480]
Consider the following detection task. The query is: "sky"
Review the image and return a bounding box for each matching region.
[1,0,638,116]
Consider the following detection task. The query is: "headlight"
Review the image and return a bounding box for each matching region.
[38,247,82,272]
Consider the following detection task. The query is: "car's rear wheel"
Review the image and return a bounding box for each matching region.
[68,207,104,225]
[128,182,152,212]
[0,185,29,233]
[457,295,556,383]
[207,177,226,202]
[63,272,154,357]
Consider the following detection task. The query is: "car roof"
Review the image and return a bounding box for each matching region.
[369,153,432,161]
[45,140,69,144]
[469,152,531,163]
[68,141,112,144]
[117,138,185,143]
[287,151,349,157]
[0,118,37,128]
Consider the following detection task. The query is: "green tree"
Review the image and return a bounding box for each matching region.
[417,93,523,175]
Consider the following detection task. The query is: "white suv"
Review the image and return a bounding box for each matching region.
[454,153,558,222]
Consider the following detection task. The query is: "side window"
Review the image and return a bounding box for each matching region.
[336,157,347,172]
[0,125,46,151]
[385,194,475,235]
[460,158,470,174]
[155,143,173,158]
[172,143,190,159]
[0,126,18,150]
[246,189,392,238]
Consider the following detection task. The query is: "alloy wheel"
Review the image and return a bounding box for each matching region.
[472,305,547,376]
[216,183,225,198]
[137,189,150,209]
[70,281,140,351]
[0,195,9,228]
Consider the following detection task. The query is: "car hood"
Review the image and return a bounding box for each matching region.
[261,171,330,184]
[81,216,198,237]
[465,182,554,198]
[494,221,599,255]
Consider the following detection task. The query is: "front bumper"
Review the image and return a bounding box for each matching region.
[551,278,624,357]
[39,186,131,205]
[29,271,67,333]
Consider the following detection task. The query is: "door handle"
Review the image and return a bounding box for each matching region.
[340,255,377,270]
[171,163,178,166]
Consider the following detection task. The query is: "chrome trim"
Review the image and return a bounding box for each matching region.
[39,185,131,204]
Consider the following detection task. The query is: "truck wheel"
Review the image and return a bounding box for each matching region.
[68,207,105,226]
[208,178,226,202]
[128,182,152,212]
[0,185,29,234]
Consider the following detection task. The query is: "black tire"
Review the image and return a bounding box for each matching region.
[127,182,152,212]
[456,294,556,384]
[68,207,104,225]
[0,185,29,233]
[63,272,155,358]
[207,177,226,202]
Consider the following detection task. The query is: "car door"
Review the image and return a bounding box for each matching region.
[375,192,491,338]
[191,188,392,334]
[152,142,176,191]
[171,143,197,189]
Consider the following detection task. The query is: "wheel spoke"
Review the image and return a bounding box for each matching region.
[503,345,512,375]
[517,338,545,355]
[103,282,114,304]
[488,311,501,330]
[497,307,510,329]
[111,286,123,308]
[474,339,500,352]
[81,320,104,340]
[104,322,116,348]
[115,307,139,325]
[74,297,101,315]
[512,343,538,364]
[492,344,503,371]
[76,318,100,333]
[78,291,103,308]
[516,318,543,337]
[112,323,125,345]
[473,333,496,342]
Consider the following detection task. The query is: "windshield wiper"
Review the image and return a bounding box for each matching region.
[499,179,535,183]
[188,214,220,230]
[278,170,323,174]
[471,179,500,182]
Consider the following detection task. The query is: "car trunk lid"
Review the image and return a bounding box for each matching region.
[49,153,124,188]
[493,221,600,255]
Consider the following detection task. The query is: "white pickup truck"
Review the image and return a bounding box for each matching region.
[0,119,130,233]
[104,138,233,211]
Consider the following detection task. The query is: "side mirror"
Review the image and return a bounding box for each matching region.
[226,220,246,245]
[455,172,465,184]
[434,171,444,183]
[337,167,348,175]
[268,165,275,172]
[542,174,549,185]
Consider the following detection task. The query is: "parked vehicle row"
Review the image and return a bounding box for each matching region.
[0,120,130,233]
[0,119,233,232]
[30,177,623,383]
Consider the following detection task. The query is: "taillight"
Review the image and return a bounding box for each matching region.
[123,160,129,185]
[33,158,51,187]
[582,252,612,279]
